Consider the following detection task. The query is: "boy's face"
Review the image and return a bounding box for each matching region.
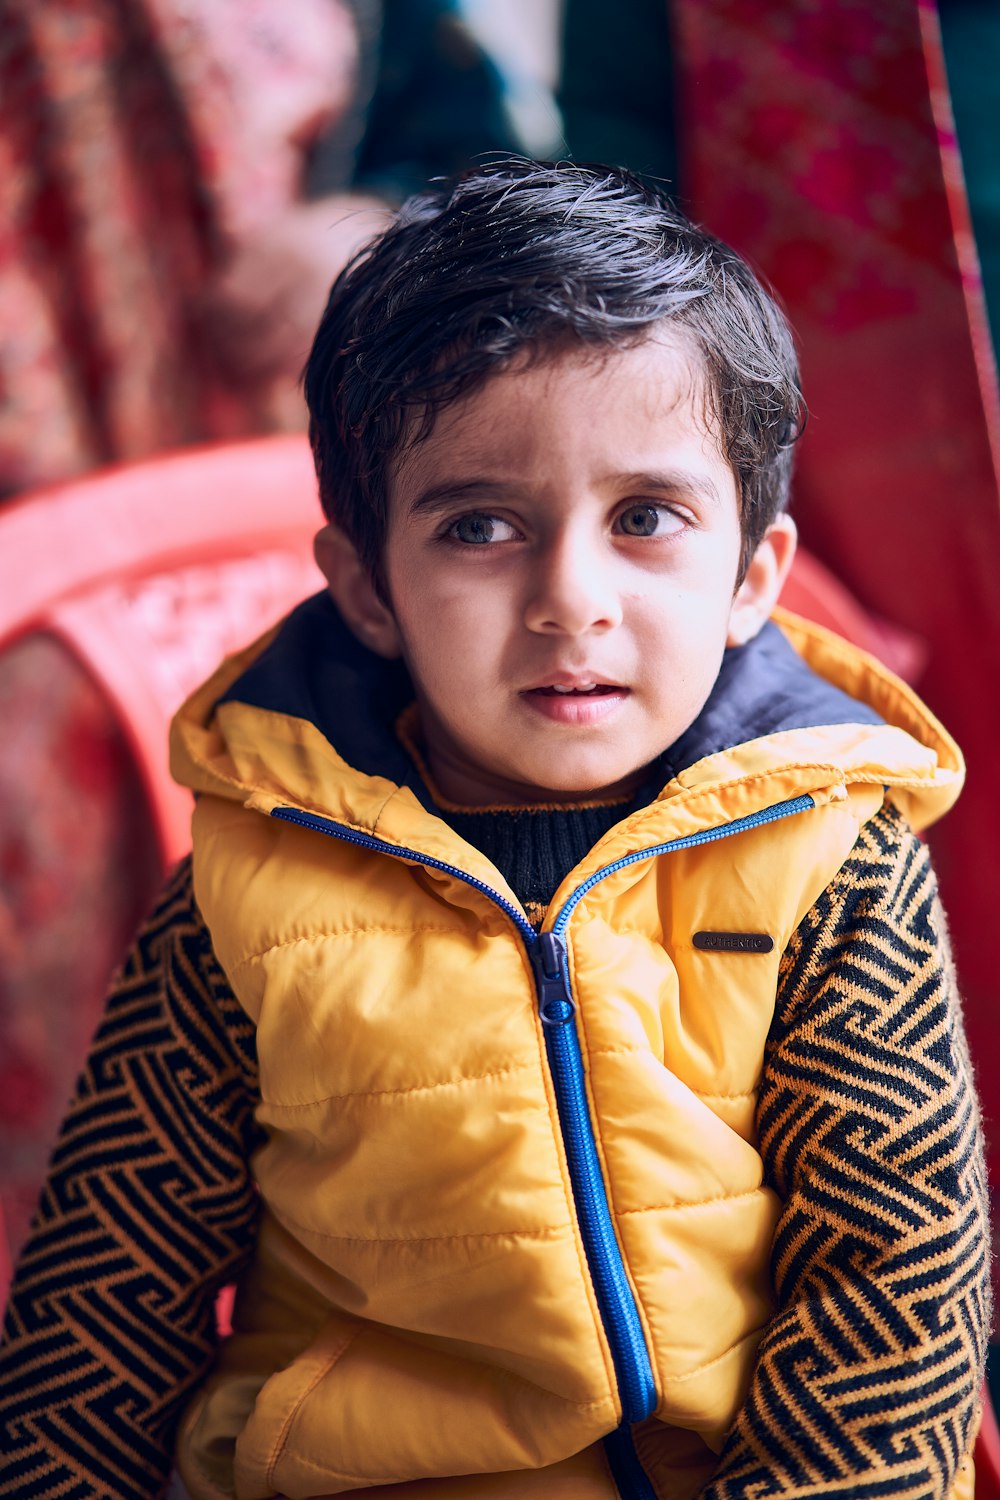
[319,335,794,807]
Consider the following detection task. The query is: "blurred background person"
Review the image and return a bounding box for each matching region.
[0,0,526,501]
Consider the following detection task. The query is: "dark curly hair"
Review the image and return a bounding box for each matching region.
[304,158,803,586]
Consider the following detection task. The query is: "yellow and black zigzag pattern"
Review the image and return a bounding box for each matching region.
[0,859,263,1500]
[705,805,991,1499]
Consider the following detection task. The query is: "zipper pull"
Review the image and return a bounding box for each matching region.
[531,932,576,1027]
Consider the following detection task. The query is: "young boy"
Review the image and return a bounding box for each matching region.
[0,161,989,1500]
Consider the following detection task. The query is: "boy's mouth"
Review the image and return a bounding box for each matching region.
[530,683,620,697]
[521,677,629,725]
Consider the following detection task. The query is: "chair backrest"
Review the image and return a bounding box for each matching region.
[0,435,325,865]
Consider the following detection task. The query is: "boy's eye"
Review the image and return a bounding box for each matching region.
[616,504,681,537]
[449,513,516,545]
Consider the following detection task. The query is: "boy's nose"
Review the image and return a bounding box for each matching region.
[523,535,623,636]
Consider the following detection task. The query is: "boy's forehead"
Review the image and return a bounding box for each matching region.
[390,332,720,501]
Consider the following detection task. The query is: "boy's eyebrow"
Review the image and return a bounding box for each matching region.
[407,471,725,516]
[616,471,725,508]
[405,480,513,517]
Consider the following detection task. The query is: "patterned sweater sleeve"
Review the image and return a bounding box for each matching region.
[702,803,992,1499]
[0,858,263,1500]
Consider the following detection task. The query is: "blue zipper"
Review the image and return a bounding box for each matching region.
[270,791,815,1496]
[532,924,657,1424]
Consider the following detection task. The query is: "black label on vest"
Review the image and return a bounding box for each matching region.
[693,930,774,954]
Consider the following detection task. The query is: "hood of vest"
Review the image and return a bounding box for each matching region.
[170,591,963,869]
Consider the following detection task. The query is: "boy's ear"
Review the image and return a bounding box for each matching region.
[314,524,403,659]
[726,514,798,648]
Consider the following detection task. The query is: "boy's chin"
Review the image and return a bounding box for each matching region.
[423,733,656,808]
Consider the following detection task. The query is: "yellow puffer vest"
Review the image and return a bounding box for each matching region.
[169,606,964,1500]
